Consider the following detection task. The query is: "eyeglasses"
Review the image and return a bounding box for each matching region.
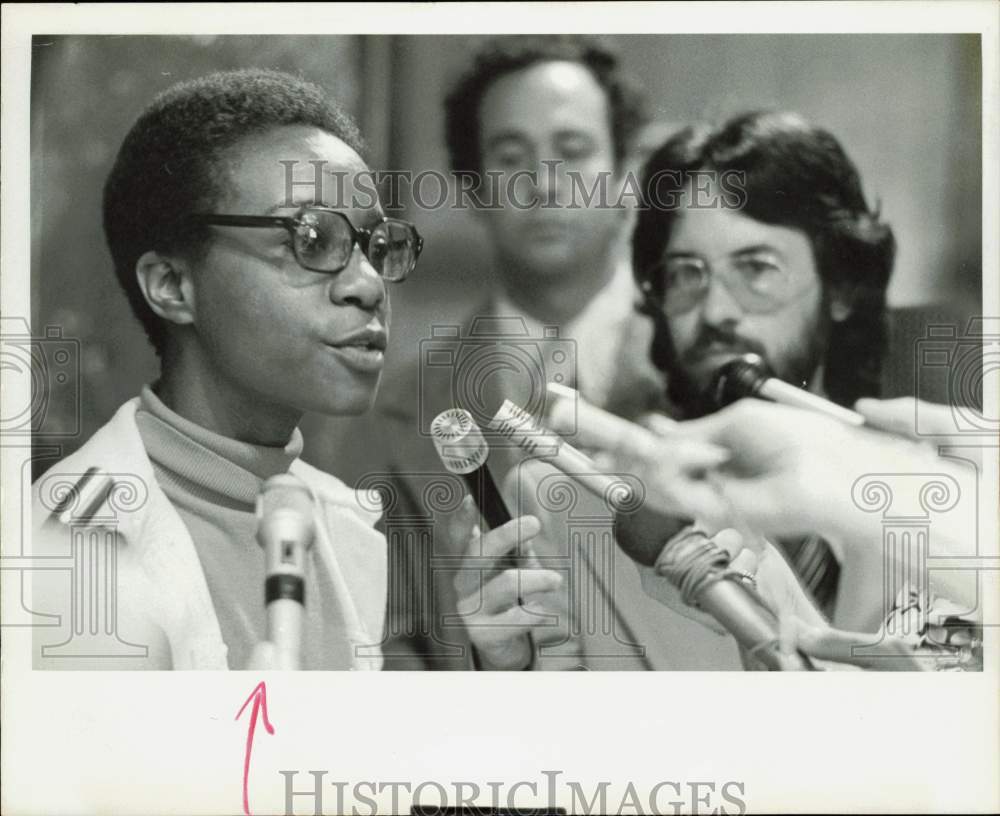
[188,207,423,282]
[642,255,800,316]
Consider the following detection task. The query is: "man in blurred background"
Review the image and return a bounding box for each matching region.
[631,111,897,630]
[436,35,655,415]
[343,36,744,671]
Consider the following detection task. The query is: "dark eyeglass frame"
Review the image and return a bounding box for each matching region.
[639,255,799,317]
[187,207,423,282]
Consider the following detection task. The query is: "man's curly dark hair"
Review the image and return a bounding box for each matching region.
[103,68,364,356]
[444,35,647,176]
[632,111,895,410]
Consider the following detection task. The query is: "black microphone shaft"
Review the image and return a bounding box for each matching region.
[461,466,513,531]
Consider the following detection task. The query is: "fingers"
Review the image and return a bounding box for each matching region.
[743,538,828,630]
[491,594,562,628]
[639,412,679,436]
[461,514,542,562]
[447,494,480,553]
[792,624,924,671]
[771,615,922,670]
[456,564,564,671]
[665,472,734,528]
[521,541,543,570]
[728,548,758,576]
[854,397,919,438]
[703,470,786,536]
[778,612,800,656]
[591,451,618,472]
[557,411,658,459]
[549,404,728,472]
[674,402,744,446]
[654,436,732,475]
[468,568,563,616]
[855,396,959,441]
[714,527,762,596]
[710,527,748,565]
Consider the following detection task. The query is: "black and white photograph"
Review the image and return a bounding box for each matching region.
[2,3,998,814]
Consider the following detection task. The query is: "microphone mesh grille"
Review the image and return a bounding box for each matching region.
[258,473,313,519]
[432,409,489,474]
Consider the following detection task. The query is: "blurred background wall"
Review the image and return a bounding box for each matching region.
[29,34,982,472]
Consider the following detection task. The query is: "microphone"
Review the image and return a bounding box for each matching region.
[255,473,316,670]
[614,512,814,670]
[541,386,815,670]
[486,399,633,509]
[431,409,527,621]
[709,353,865,426]
[431,408,513,530]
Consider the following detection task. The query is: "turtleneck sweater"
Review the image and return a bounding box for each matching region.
[135,385,351,669]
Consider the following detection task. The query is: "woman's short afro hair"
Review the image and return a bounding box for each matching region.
[102,68,364,355]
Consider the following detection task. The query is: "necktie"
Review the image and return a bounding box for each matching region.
[778,535,841,621]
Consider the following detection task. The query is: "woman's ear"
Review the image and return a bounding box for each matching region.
[135,251,196,327]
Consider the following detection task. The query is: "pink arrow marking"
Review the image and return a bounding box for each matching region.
[236,681,275,816]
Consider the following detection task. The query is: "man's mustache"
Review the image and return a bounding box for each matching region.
[681,326,767,366]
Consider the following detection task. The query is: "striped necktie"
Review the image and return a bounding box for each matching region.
[778,535,841,621]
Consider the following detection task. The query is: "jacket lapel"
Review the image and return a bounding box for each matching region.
[32,398,229,669]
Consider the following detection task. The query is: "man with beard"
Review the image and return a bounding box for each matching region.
[631,111,896,627]
[325,36,747,671]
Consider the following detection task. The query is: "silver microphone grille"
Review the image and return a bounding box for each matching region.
[257,473,314,525]
[431,409,489,475]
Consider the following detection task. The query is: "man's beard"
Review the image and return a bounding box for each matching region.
[660,309,832,419]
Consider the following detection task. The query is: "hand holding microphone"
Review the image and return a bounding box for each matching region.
[541,384,969,668]
[531,387,816,669]
[543,383,732,525]
[432,409,563,671]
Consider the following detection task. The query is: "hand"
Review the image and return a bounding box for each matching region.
[450,495,563,670]
[548,407,731,523]
[855,396,951,440]
[677,399,942,540]
[637,527,762,636]
[639,526,828,645]
[682,399,980,611]
[855,397,981,466]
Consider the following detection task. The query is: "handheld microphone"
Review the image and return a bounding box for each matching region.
[256,473,316,670]
[431,408,513,530]
[486,400,633,510]
[614,512,814,670]
[709,353,865,426]
[541,385,815,670]
[431,409,526,617]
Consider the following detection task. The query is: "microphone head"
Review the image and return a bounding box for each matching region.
[613,503,693,567]
[258,473,314,520]
[706,352,771,410]
[256,474,315,571]
[432,409,490,475]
